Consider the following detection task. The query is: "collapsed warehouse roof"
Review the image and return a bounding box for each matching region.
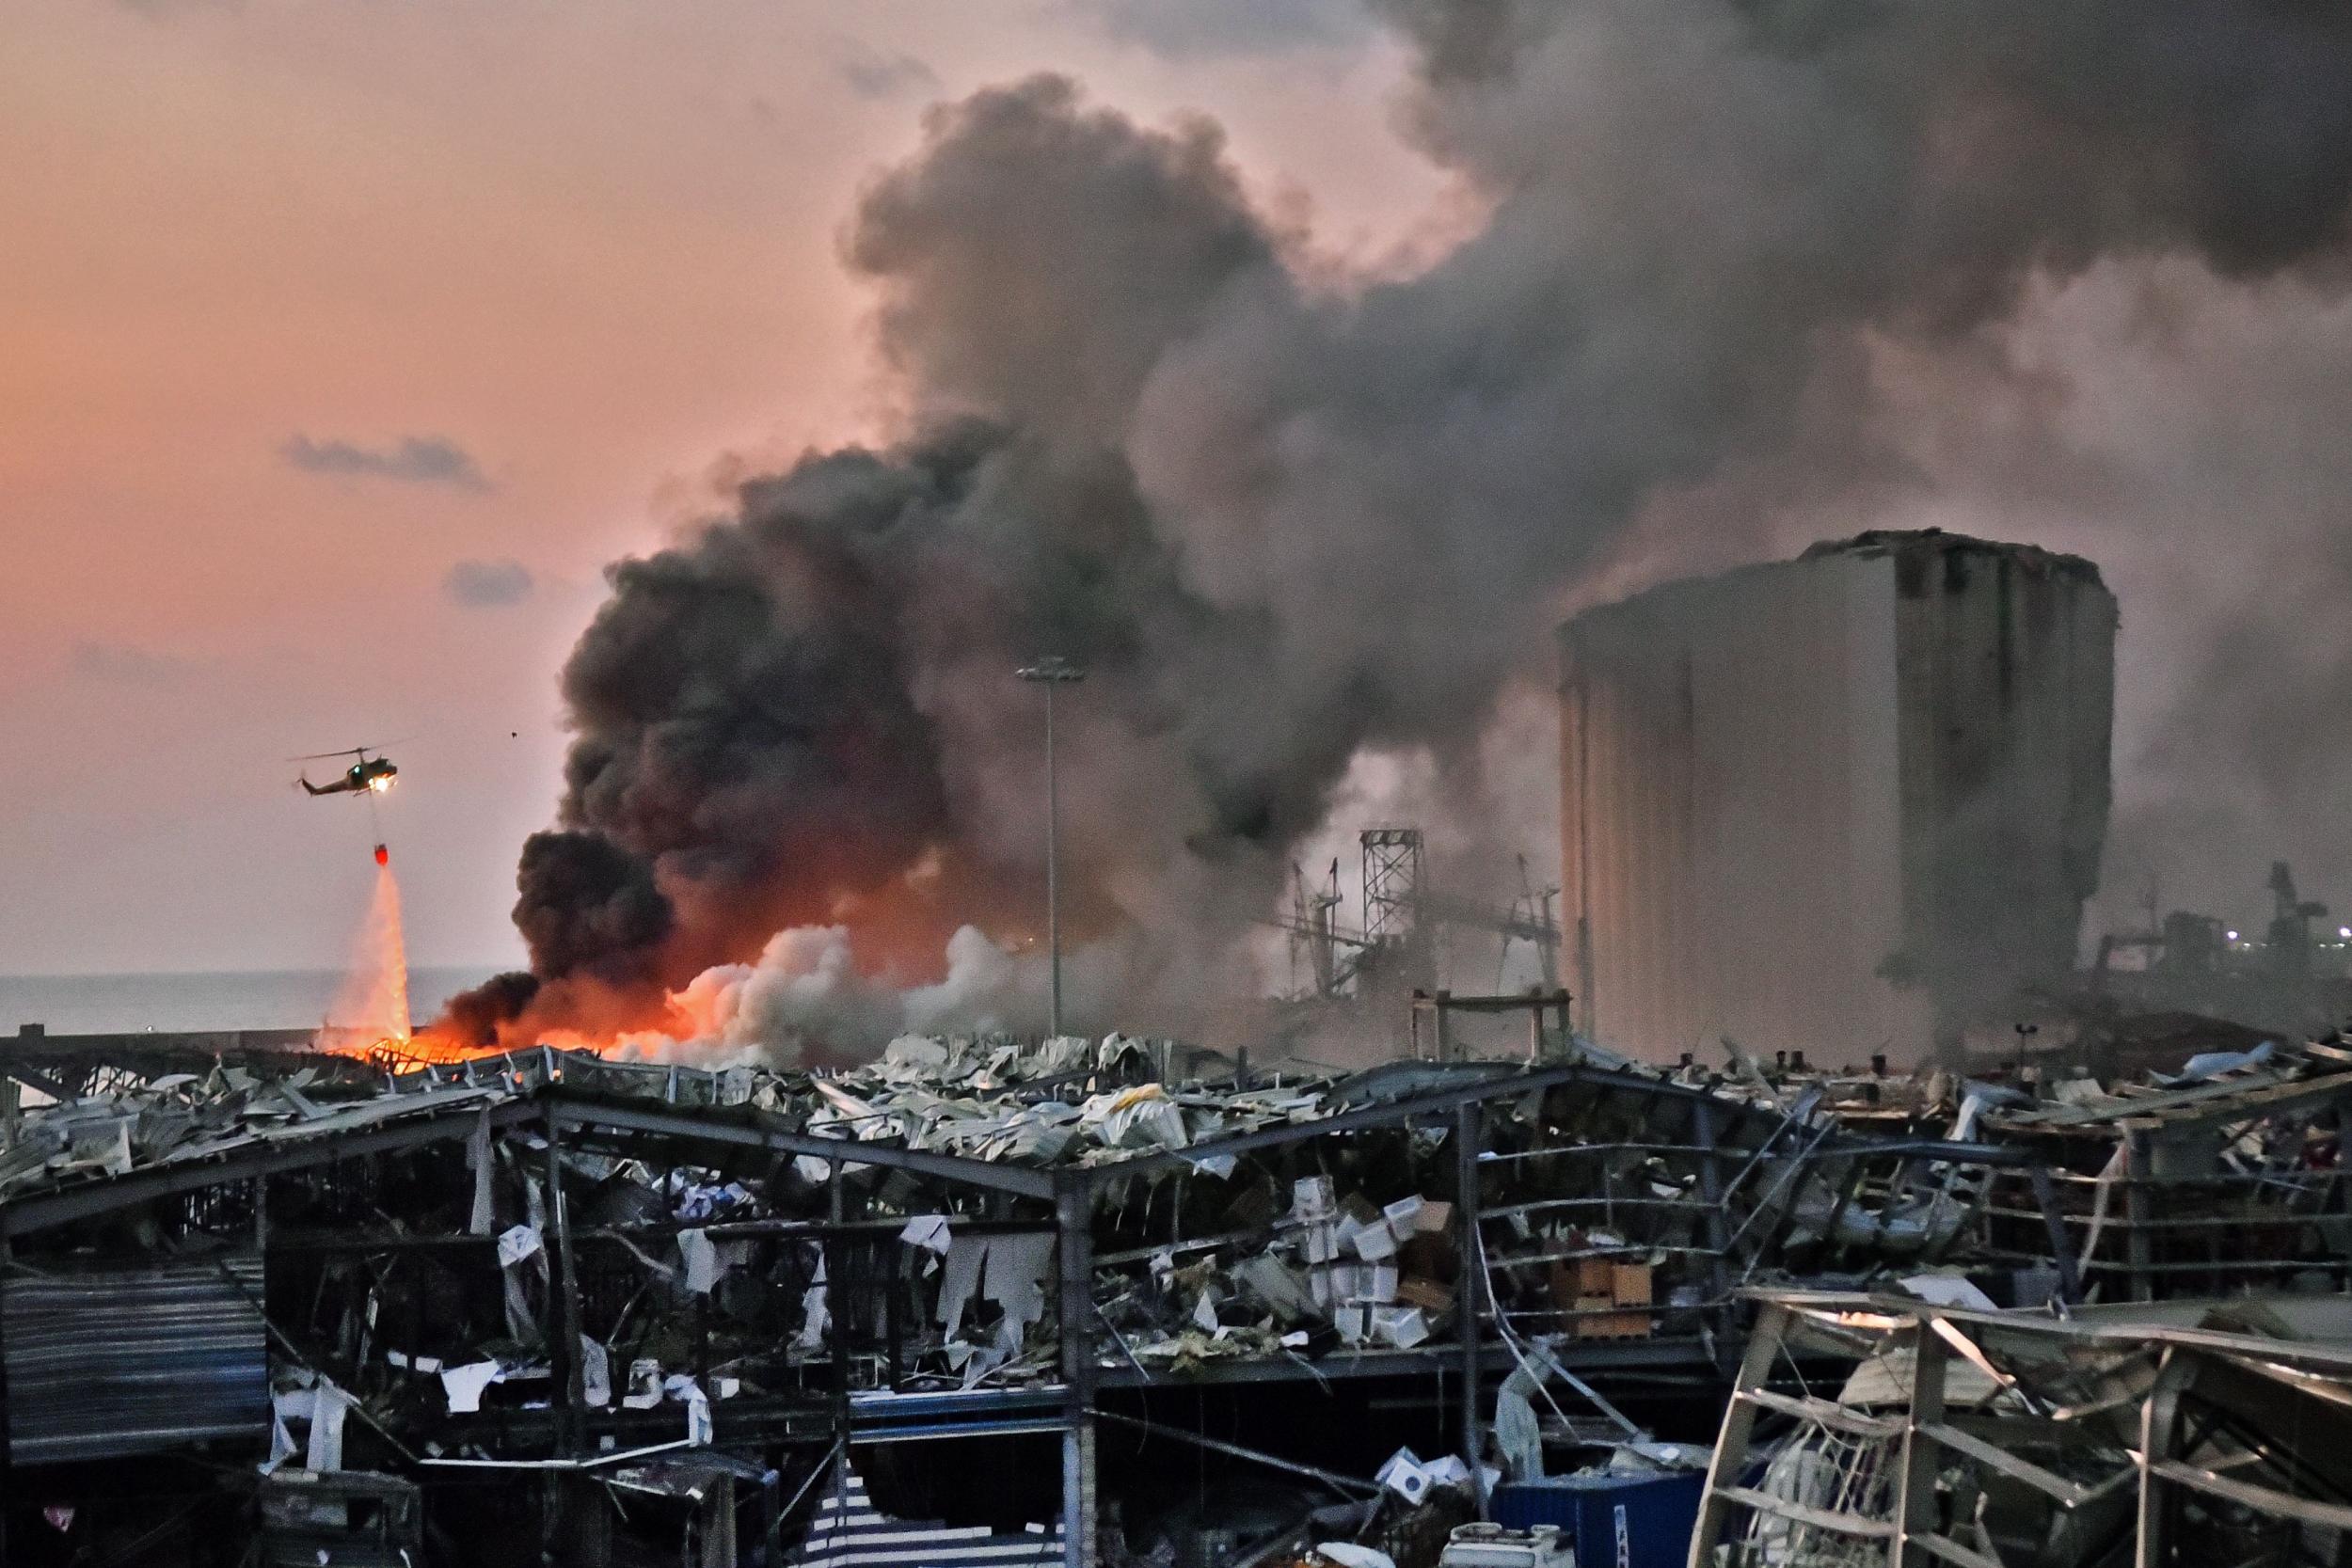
[5,1022,2352,1564]
[1692,1288,2352,1568]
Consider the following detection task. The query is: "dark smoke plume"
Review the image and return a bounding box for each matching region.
[449,2,2352,1047]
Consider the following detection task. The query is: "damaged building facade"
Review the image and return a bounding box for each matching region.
[1561,530,2117,1066]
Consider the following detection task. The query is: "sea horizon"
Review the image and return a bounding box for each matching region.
[0,966,507,1037]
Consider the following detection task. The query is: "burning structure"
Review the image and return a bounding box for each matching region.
[1561,531,2117,1067]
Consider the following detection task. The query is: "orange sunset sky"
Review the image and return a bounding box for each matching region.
[1,0,1439,974]
[11,0,2352,986]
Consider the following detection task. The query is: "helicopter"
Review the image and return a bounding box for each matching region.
[294,746,399,798]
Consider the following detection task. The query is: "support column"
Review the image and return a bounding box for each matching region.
[1891,1321,1950,1568]
[1690,1301,1791,1564]
[2136,1347,2193,1568]
[1689,1100,1735,1302]
[1057,1177,1099,1568]
[0,1226,12,1568]
[2026,1165,2081,1305]
[544,1132,586,1456]
[2125,1130,2155,1303]
[1455,1101,1487,1515]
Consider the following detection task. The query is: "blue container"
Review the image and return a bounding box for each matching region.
[1490,1470,1706,1568]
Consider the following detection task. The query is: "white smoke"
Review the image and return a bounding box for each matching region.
[612,923,1135,1067]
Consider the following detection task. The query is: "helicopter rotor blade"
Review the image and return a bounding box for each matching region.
[287,736,413,762]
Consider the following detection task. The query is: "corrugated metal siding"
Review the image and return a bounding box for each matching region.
[1560,537,2114,1065]
[797,1464,1062,1566]
[4,1256,268,1465]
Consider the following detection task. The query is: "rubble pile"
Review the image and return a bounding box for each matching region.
[7,1015,2352,1563]
[1694,1287,2352,1568]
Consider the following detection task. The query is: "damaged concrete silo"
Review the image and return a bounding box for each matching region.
[1560,529,2116,1065]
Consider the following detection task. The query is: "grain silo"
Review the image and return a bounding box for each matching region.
[1559,530,2115,1063]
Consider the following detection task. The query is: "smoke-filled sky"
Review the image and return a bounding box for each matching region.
[8,0,2352,999]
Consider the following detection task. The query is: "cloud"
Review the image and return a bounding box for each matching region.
[279,434,491,493]
[114,0,241,15]
[444,559,534,608]
[71,641,190,686]
[1086,0,1372,58]
[835,43,940,102]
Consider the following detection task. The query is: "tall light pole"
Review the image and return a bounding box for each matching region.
[1016,656,1085,1037]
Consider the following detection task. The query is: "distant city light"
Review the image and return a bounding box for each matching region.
[2227,929,2241,942]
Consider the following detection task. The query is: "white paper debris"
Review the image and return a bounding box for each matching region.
[899,1214,954,1254]
[1312,1546,1396,1568]
[1422,1454,1472,1489]
[580,1335,612,1409]
[306,1383,351,1472]
[678,1227,720,1294]
[440,1360,504,1416]
[496,1224,542,1269]
[984,1231,1056,1342]
[796,1250,831,1353]
[1376,1447,1432,1503]
[937,1233,989,1340]
[261,1408,297,1476]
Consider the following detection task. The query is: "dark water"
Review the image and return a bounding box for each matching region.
[0,968,501,1036]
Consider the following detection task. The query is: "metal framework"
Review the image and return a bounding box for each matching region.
[0,1047,2102,1568]
[1691,1291,2352,1568]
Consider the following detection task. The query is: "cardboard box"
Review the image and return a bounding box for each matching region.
[1344,1215,1398,1262]
[1371,1306,1430,1349]
[1397,1233,1455,1283]
[1546,1260,1579,1314]
[1572,1294,1652,1339]
[1394,1275,1453,1313]
[1573,1258,1616,1295]
[1611,1262,1653,1307]
[1579,1310,1653,1340]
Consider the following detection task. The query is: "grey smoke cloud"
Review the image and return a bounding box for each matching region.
[280,434,491,493]
[1087,0,1371,59]
[458,1,2352,1044]
[443,559,533,608]
[70,641,190,687]
[835,43,941,102]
